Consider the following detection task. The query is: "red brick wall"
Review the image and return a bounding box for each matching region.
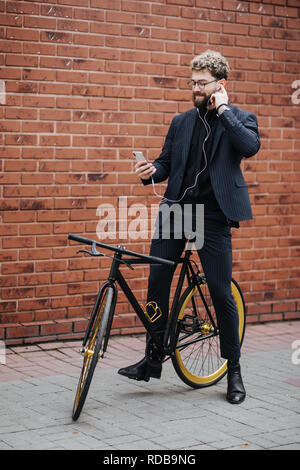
[0,0,299,345]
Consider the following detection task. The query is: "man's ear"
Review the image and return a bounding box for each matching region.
[217,78,227,89]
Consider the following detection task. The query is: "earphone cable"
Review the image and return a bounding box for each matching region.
[150,108,211,204]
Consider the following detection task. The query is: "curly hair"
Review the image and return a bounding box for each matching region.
[191,50,230,80]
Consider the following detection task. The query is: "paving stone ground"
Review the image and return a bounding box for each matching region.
[0,321,299,451]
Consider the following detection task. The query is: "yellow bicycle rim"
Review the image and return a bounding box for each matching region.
[175,281,245,386]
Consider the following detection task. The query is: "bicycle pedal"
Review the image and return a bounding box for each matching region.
[180,314,198,329]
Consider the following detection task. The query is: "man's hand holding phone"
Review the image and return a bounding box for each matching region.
[133,152,156,180]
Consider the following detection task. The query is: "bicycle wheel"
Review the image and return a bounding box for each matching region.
[72,286,114,421]
[171,278,246,389]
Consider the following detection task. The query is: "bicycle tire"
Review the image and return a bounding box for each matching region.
[171,278,246,389]
[72,286,114,421]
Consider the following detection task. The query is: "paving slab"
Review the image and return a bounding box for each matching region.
[0,321,299,451]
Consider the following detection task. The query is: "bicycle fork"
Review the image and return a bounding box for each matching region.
[80,282,117,359]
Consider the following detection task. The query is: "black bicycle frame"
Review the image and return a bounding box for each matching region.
[96,251,172,358]
[69,233,217,360]
[117,249,201,357]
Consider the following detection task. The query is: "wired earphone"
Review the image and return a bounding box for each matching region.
[150,106,212,204]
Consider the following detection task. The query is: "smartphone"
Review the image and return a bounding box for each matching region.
[132,151,148,163]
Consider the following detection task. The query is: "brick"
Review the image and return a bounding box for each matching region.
[40,4,72,19]
[6,323,39,339]
[36,210,68,222]
[6,1,39,15]
[5,54,38,67]
[23,43,57,56]
[40,321,72,336]
[73,7,104,21]
[24,16,56,29]
[6,27,39,41]
[106,10,135,24]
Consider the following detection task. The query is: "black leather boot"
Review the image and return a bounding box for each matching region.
[118,356,162,382]
[226,363,246,404]
[118,334,163,382]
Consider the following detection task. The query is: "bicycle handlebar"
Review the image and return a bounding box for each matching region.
[68,233,176,267]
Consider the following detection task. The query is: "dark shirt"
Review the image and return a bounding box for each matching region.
[179,107,219,207]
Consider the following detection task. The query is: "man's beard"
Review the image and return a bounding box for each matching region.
[193,93,210,110]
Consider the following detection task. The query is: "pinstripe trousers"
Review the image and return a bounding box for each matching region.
[147,204,241,362]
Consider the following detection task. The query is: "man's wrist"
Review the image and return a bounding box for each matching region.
[216,103,229,115]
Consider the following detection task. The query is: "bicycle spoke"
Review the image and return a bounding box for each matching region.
[179,333,221,377]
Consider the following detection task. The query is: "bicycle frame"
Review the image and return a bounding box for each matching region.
[84,252,173,359]
[68,234,217,361]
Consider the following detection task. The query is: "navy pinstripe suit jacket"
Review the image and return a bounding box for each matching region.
[143,104,260,222]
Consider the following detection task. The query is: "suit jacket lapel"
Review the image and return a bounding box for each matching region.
[181,108,197,166]
[210,120,224,163]
[210,103,233,162]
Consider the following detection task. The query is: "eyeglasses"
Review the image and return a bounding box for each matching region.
[187,79,217,89]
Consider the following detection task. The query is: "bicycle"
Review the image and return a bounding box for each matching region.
[68,233,246,421]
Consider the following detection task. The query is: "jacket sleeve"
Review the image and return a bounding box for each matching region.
[141,116,177,186]
[218,109,260,158]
